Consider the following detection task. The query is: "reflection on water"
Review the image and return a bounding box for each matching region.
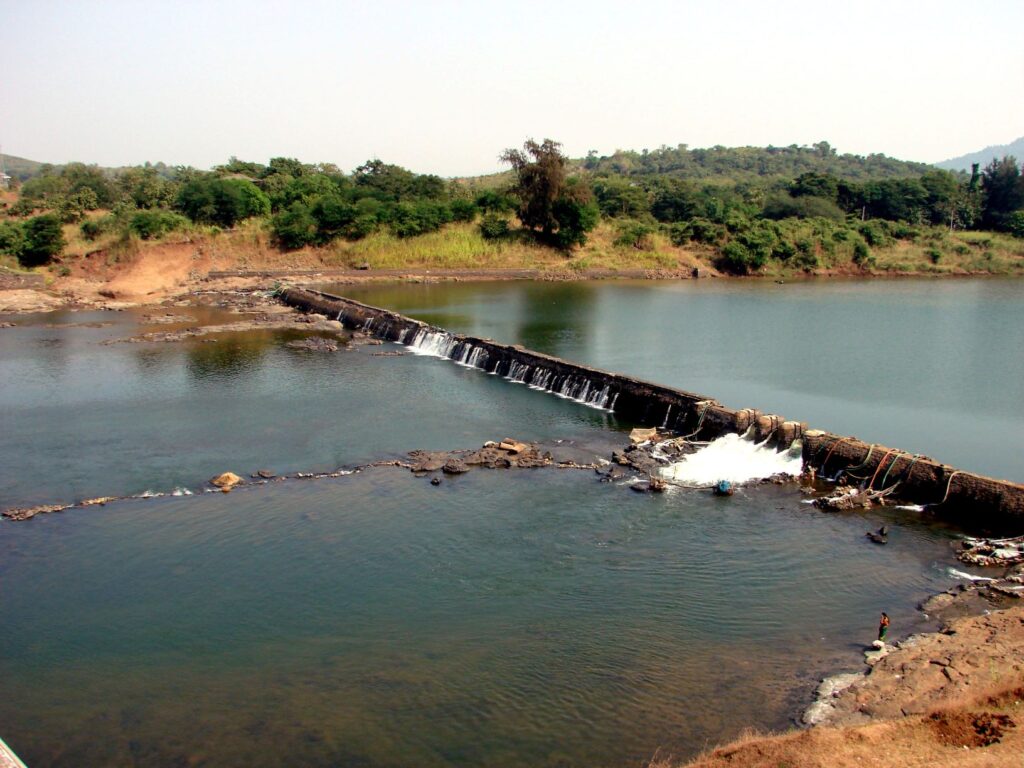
[0,310,625,508]
[0,469,960,768]
[334,279,1024,481]
[184,334,270,380]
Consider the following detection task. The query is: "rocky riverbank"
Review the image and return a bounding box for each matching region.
[668,594,1024,768]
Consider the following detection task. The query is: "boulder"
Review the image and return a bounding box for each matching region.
[499,439,530,454]
[442,459,469,474]
[210,472,243,489]
[629,427,658,444]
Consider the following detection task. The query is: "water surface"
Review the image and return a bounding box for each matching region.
[1,468,960,768]
[332,278,1024,482]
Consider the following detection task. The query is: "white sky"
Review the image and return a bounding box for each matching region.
[2,0,1022,176]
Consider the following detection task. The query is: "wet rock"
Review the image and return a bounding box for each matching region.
[499,439,530,454]
[595,464,625,482]
[630,476,666,493]
[430,477,442,486]
[80,496,118,507]
[802,673,863,725]
[629,427,659,444]
[286,337,339,352]
[142,313,197,325]
[210,472,243,489]
[409,451,448,472]
[442,459,469,474]
[2,503,71,521]
[256,469,276,479]
[464,447,512,468]
[921,592,957,613]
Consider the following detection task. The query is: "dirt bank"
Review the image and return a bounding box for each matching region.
[667,605,1024,768]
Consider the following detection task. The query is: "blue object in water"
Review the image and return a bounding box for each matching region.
[713,480,733,496]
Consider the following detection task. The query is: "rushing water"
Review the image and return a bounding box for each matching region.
[0,280,1011,767]
[332,278,1024,483]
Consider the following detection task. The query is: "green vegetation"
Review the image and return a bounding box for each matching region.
[500,139,599,248]
[1,214,67,267]
[1,140,1022,276]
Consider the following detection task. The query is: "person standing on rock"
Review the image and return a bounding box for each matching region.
[878,612,890,642]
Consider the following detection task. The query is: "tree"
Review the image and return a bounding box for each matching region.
[19,214,66,266]
[175,177,270,227]
[981,156,1024,230]
[272,202,318,248]
[501,139,566,236]
[501,139,599,247]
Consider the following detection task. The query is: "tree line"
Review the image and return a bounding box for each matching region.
[1,141,1022,273]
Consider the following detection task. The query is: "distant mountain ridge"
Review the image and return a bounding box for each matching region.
[0,153,44,181]
[935,136,1024,172]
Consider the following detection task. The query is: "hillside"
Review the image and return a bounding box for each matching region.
[1,153,44,181]
[579,142,931,181]
[936,136,1024,172]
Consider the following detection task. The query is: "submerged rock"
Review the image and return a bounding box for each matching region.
[2,503,72,521]
[286,336,340,352]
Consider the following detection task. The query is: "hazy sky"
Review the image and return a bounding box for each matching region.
[2,0,1022,176]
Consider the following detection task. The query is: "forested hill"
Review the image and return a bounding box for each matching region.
[936,136,1024,173]
[578,142,932,181]
[1,153,44,181]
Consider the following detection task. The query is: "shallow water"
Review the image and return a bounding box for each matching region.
[0,308,620,508]
[0,468,959,768]
[332,278,1024,482]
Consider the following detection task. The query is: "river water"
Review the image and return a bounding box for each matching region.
[0,278,1018,767]
[331,278,1024,483]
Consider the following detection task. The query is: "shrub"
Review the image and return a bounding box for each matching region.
[689,218,725,245]
[272,202,318,249]
[449,199,478,222]
[19,214,66,267]
[716,240,766,275]
[667,222,692,246]
[389,201,453,238]
[176,177,270,227]
[886,221,921,240]
[0,220,26,257]
[927,247,942,264]
[347,214,377,240]
[80,217,111,241]
[858,220,891,247]
[479,213,510,240]
[614,221,655,250]
[128,210,188,240]
[852,237,871,264]
[475,189,515,213]
[311,195,357,242]
[1006,210,1024,239]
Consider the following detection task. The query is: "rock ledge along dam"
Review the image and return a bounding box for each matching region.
[280,287,1024,534]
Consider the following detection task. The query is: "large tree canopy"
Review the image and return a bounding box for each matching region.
[500,139,598,248]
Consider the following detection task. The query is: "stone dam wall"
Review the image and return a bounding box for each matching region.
[280,287,1024,533]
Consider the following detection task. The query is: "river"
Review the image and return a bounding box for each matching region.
[0,278,1017,767]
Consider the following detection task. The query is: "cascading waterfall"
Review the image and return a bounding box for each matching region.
[402,327,617,410]
[659,430,805,487]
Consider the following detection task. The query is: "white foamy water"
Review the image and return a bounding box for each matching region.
[660,432,804,487]
[947,568,996,582]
